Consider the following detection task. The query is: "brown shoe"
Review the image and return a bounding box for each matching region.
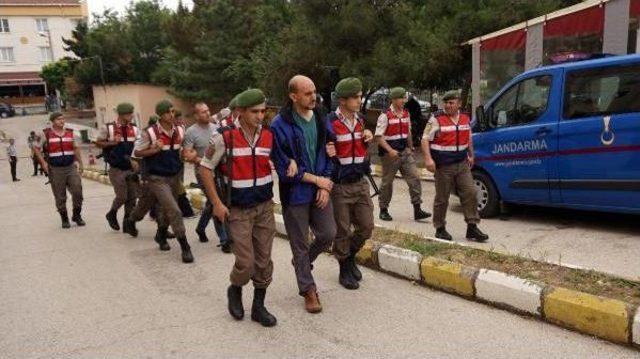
[303,290,322,313]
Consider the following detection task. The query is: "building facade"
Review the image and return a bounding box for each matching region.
[0,0,88,107]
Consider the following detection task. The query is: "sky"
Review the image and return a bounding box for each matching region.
[87,0,193,21]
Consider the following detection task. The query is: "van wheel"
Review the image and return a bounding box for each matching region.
[0,112,7,118]
[473,171,500,218]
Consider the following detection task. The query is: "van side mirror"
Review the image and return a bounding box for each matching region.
[475,105,487,131]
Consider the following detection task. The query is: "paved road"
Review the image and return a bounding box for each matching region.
[1,115,639,358]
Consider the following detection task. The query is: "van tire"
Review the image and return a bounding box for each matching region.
[473,171,500,218]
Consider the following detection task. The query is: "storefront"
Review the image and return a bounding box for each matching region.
[0,71,47,106]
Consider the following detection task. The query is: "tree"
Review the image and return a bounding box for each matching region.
[40,58,74,94]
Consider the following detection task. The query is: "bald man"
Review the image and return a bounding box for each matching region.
[271,75,337,314]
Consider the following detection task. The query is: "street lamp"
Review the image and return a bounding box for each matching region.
[38,30,54,61]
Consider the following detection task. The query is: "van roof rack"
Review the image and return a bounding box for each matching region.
[548,52,615,64]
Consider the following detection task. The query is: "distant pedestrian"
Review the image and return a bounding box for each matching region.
[6,138,19,182]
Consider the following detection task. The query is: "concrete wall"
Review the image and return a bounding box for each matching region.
[0,15,82,73]
[92,84,191,128]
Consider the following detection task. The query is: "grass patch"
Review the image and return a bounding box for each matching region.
[372,227,640,306]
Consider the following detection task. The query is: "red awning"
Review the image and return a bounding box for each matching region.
[481,29,526,51]
[631,0,640,17]
[544,5,604,37]
[0,72,44,86]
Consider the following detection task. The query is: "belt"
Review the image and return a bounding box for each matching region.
[335,175,364,184]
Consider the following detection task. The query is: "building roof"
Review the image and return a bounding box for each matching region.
[0,0,80,6]
[0,71,44,85]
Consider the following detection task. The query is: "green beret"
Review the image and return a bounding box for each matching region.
[389,87,407,100]
[443,90,461,101]
[116,102,134,115]
[148,115,159,126]
[49,112,63,121]
[235,89,266,108]
[155,100,173,116]
[174,110,182,117]
[335,77,362,98]
[228,94,239,110]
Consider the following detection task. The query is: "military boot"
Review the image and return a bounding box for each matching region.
[347,252,362,281]
[105,209,119,230]
[435,227,453,241]
[227,285,244,320]
[176,236,194,263]
[60,210,70,229]
[123,217,138,238]
[251,288,277,327]
[413,204,431,221]
[154,226,171,251]
[379,208,392,221]
[338,260,359,290]
[466,224,489,242]
[71,207,86,226]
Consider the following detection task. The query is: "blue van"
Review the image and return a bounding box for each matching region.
[473,54,640,217]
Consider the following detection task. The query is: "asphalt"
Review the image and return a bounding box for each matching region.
[1,114,639,358]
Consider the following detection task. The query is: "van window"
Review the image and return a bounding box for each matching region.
[490,75,551,128]
[563,63,640,119]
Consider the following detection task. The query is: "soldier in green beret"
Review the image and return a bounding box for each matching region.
[421,90,488,242]
[124,100,195,264]
[375,87,430,222]
[32,112,86,228]
[325,77,375,290]
[199,88,278,327]
[95,102,140,232]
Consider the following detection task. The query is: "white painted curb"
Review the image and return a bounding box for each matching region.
[274,214,287,237]
[475,269,543,316]
[633,308,640,345]
[377,244,422,280]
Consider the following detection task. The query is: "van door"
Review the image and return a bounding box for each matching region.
[478,73,556,204]
[558,62,640,212]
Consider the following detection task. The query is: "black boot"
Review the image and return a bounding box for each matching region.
[227,285,244,320]
[195,228,209,243]
[106,209,119,230]
[347,252,362,281]
[413,204,431,221]
[251,288,277,327]
[72,207,86,226]
[60,210,70,229]
[339,260,359,290]
[176,236,194,263]
[178,193,195,218]
[220,242,232,253]
[123,217,139,238]
[122,211,130,233]
[435,227,453,241]
[154,227,171,251]
[466,224,489,242]
[379,208,392,221]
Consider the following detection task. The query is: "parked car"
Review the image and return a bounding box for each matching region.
[472,53,640,217]
[0,102,16,118]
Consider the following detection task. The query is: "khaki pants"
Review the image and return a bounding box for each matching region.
[331,178,374,261]
[145,174,186,237]
[433,161,480,229]
[130,178,167,226]
[379,149,422,209]
[227,200,276,289]
[49,164,83,213]
[108,167,138,214]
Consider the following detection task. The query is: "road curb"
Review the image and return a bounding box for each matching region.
[378,244,422,281]
[543,287,631,344]
[84,173,640,349]
[420,256,476,297]
[475,269,543,316]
